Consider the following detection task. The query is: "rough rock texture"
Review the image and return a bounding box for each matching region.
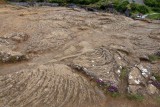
[128,67,145,85]
[0,5,160,107]
[0,45,27,63]
[0,64,105,107]
[147,84,159,95]
[149,30,160,40]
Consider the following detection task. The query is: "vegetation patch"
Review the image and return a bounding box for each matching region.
[144,0,160,7]
[49,0,99,5]
[115,1,129,12]
[153,73,160,82]
[109,92,120,98]
[130,3,150,14]
[49,0,66,4]
[120,66,128,80]
[96,78,119,93]
[156,96,160,104]
[127,94,144,101]
[144,0,160,13]
[148,54,160,62]
[146,13,160,20]
[152,73,160,89]
[0,55,27,63]
[6,0,160,18]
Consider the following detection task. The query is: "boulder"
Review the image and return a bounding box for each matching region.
[0,46,27,63]
[137,65,151,79]
[147,84,159,95]
[2,32,29,43]
[11,32,29,43]
[128,67,145,85]
[128,85,142,94]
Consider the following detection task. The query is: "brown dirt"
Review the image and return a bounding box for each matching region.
[0,5,160,107]
[0,0,5,4]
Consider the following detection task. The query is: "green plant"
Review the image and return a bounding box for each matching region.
[49,0,100,5]
[130,3,150,14]
[148,55,160,61]
[147,13,160,20]
[138,5,150,14]
[110,92,120,98]
[153,73,160,82]
[144,0,160,13]
[151,7,160,13]
[116,1,129,12]
[127,94,144,101]
[144,0,160,7]
[156,96,160,104]
[49,0,67,4]
[120,67,128,79]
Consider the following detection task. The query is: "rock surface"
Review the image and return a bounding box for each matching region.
[0,45,27,63]
[147,84,159,95]
[128,67,145,85]
[0,5,160,107]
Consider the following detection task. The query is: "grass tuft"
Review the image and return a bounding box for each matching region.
[148,55,160,62]
[120,67,128,80]
[153,73,160,82]
[127,94,144,101]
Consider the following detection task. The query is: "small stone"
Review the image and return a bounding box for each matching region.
[118,57,121,59]
[119,66,122,69]
[117,69,121,73]
[116,69,121,76]
[91,60,94,63]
